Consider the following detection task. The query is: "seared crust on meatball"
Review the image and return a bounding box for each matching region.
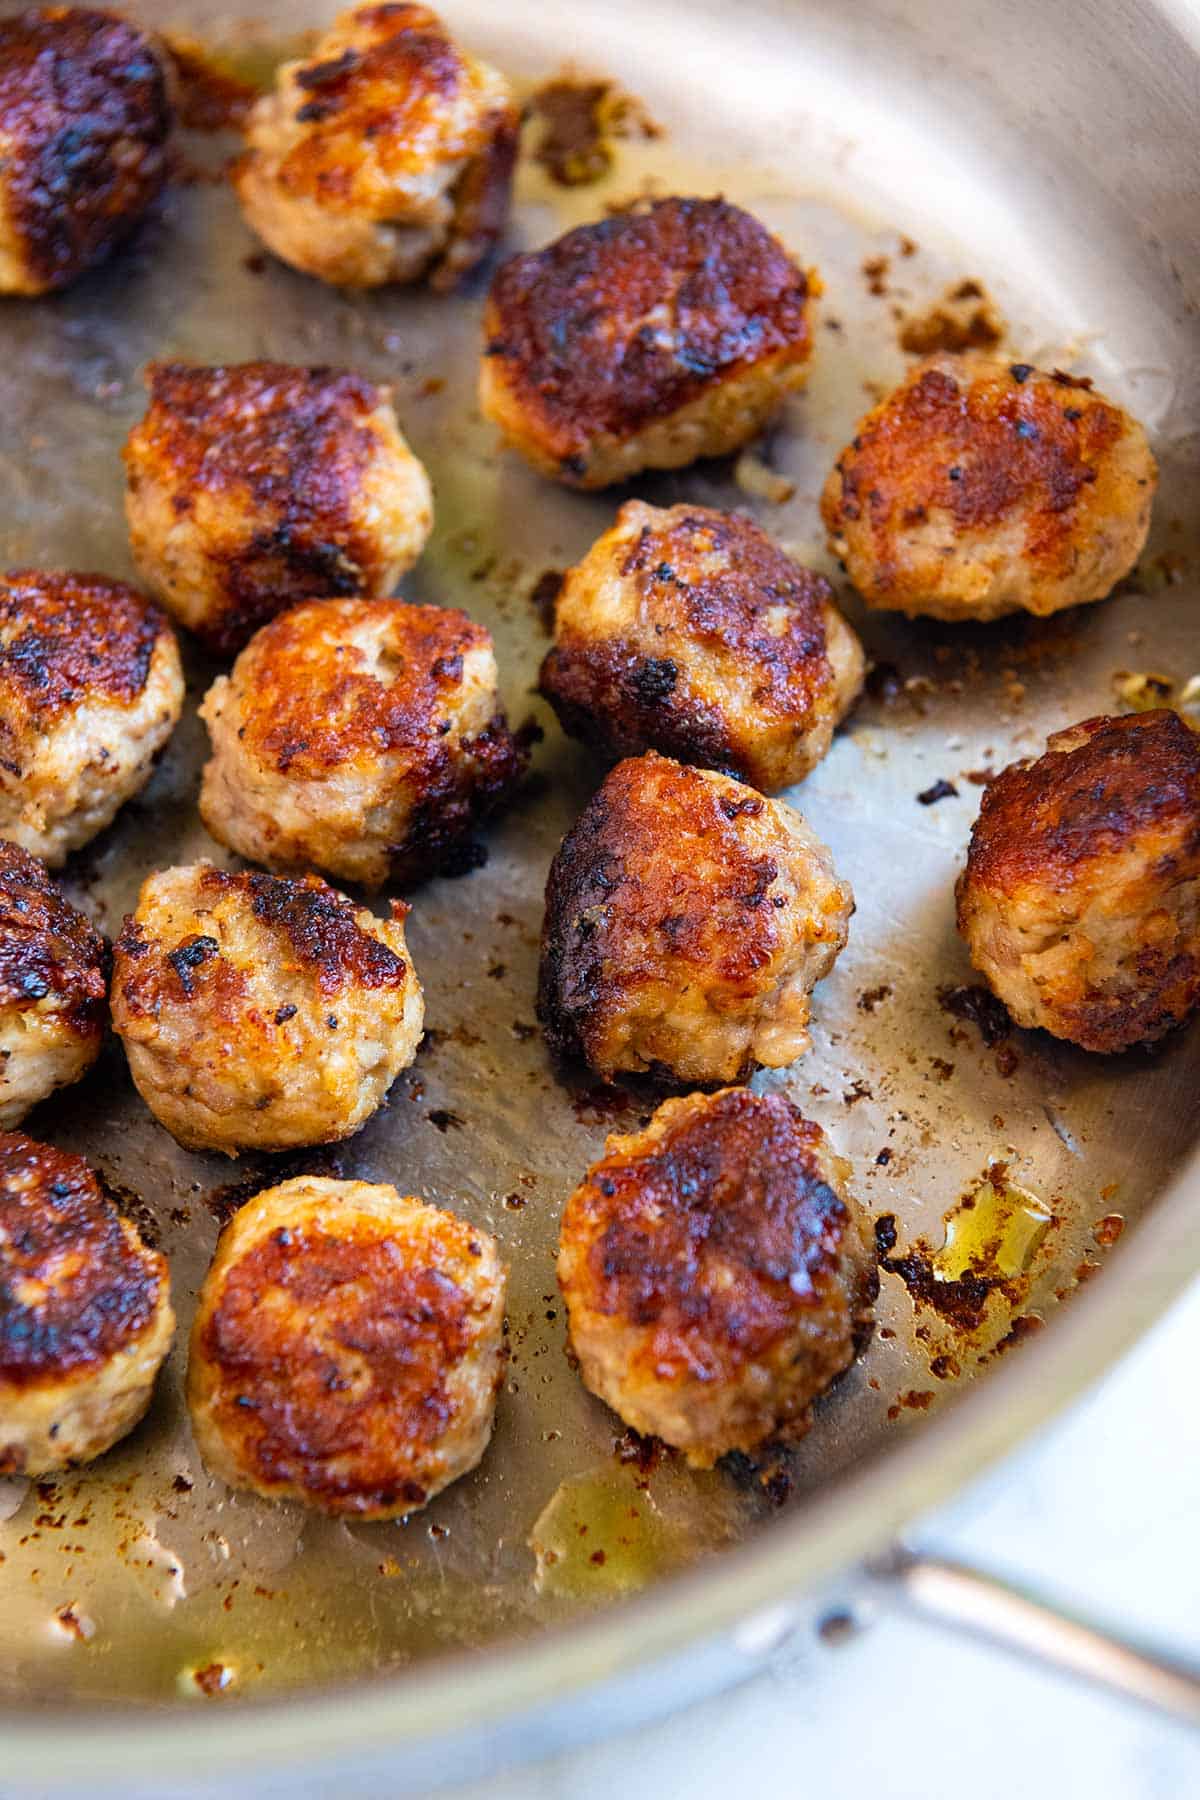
[480,197,816,489]
[0,7,171,296]
[200,597,526,888]
[558,1089,877,1467]
[187,1176,506,1515]
[538,752,853,1085]
[539,501,864,789]
[821,354,1156,621]
[111,863,424,1154]
[123,361,433,657]
[957,710,1200,1051]
[0,841,106,1129]
[234,4,518,291]
[0,570,183,865]
[0,1132,173,1476]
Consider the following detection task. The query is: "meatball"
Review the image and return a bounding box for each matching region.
[538,501,864,789]
[538,752,853,1085]
[187,1176,506,1515]
[0,1132,174,1476]
[821,354,1156,621]
[957,710,1200,1052]
[123,361,433,657]
[0,570,183,865]
[0,8,171,296]
[480,197,816,489]
[110,863,424,1154]
[558,1089,876,1467]
[0,840,106,1129]
[199,598,526,889]
[234,4,518,291]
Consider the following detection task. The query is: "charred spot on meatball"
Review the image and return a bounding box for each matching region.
[480,197,817,488]
[821,352,1156,621]
[0,8,172,296]
[200,598,526,889]
[538,752,853,1086]
[186,1177,507,1515]
[0,569,183,865]
[0,1130,173,1476]
[123,361,433,656]
[957,710,1200,1051]
[538,501,864,789]
[558,1089,877,1466]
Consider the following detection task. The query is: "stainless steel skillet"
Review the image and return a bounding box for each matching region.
[1,0,1199,1784]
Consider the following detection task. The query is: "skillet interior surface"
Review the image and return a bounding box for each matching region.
[0,0,1198,1736]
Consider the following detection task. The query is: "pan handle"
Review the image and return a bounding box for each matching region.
[861,1544,1200,1725]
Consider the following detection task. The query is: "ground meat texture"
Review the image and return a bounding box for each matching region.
[0,7,172,296]
[199,597,526,889]
[187,1176,506,1516]
[479,197,817,489]
[123,361,433,657]
[234,4,517,291]
[110,863,424,1154]
[0,1131,174,1476]
[821,354,1156,621]
[538,501,864,789]
[538,751,853,1085]
[0,569,183,865]
[956,711,1200,1051]
[558,1089,877,1467]
[0,840,106,1129]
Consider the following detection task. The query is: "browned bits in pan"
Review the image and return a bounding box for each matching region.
[558,1088,877,1466]
[957,710,1200,1051]
[480,196,817,487]
[0,7,172,295]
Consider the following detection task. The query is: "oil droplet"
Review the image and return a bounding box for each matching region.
[933,1166,1052,1283]
[1093,1212,1125,1249]
[530,1468,679,1600]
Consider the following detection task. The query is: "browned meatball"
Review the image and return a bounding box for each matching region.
[0,1132,174,1476]
[0,570,183,865]
[538,501,864,789]
[957,710,1200,1051]
[558,1088,877,1467]
[235,4,518,291]
[110,863,424,1154]
[187,1176,507,1516]
[480,197,817,489]
[538,752,853,1085]
[0,7,172,295]
[199,597,526,888]
[123,361,433,656]
[821,354,1156,621]
[0,840,106,1129]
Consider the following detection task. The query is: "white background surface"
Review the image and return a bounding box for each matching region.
[7,1280,1198,1800]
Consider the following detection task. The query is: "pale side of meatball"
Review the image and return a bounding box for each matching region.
[539,501,864,789]
[0,1132,174,1476]
[538,752,853,1085]
[0,570,184,865]
[821,354,1156,621]
[235,4,518,291]
[0,8,172,296]
[123,361,433,657]
[0,841,106,1129]
[558,1088,877,1467]
[187,1176,506,1516]
[480,197,817,489]
[110,864,424,1154]
[200,598,526,889]
[957,710,1200,1052]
